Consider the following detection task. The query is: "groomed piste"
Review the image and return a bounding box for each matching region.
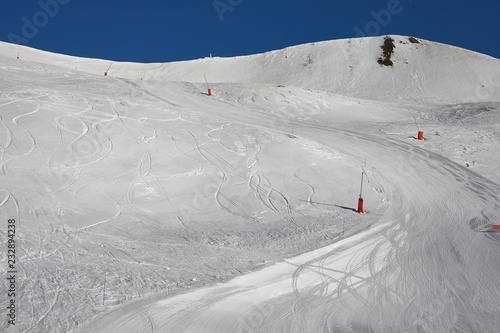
[0,35,499,332]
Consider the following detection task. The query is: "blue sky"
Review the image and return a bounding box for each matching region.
[1,0,499,62]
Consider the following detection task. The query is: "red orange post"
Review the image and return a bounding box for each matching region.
[357,197,364,214]
[415,118,424,140]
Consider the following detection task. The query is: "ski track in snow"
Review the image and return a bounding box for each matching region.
[78,103,500,333]
[1,39,500,333]
[5,85,500,331]
[186,128,300,223]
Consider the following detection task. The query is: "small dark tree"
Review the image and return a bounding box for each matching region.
[378,57,393,66]
[377,36,395,66]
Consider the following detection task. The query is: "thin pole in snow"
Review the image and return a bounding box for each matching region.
[104,63,113,76]
[359,159,368,198]
[204,75,210,90]
[360,171,364,198]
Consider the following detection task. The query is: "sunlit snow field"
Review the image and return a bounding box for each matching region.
[0,36,499,332]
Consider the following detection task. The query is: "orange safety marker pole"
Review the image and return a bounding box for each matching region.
[204,75,212,96]
[415,118,424,140]
[357,161,369,214]
[104,62,113,77]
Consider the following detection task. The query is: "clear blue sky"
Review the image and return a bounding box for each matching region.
[1,0,499,62]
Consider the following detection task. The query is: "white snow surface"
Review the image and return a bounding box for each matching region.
[0,35,499,332]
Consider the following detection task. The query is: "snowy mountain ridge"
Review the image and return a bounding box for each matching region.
[1,35,499,103]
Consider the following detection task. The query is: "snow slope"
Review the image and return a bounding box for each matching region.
[0,36,499,332]
[2,35,500,103]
